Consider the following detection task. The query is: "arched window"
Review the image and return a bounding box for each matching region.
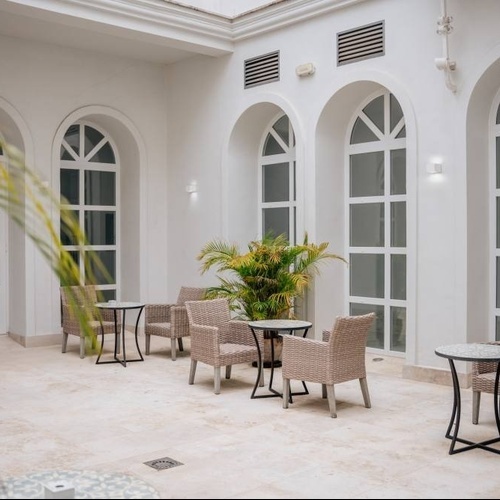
[59,122,119,300]
[492,103,500,339]
[259,114,296,244]
[347,92,407,353]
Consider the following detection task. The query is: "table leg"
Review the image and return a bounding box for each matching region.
[445,359,500,454]
[250,327,264,399]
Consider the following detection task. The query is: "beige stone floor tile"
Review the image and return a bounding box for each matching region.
[2,334,500,498]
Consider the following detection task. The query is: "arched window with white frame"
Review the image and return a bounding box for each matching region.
[259,114,296,244]
[59,122,119,300]
[347,91,407,354]
[492,101,500,340]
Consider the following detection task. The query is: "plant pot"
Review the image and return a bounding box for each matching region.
[253,331,283,368]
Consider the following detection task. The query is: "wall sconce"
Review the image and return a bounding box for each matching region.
[185,183,197,194]
[426,162,443,174]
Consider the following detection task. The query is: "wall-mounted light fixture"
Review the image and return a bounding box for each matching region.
[426,161,443,174]
[186,183,197,194]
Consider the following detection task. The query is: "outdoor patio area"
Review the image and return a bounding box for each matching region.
[1,332,499,499]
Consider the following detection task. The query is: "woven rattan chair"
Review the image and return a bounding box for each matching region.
[472,344,500,424]
[282,312,375,418]
[60,285,120,359]
[144,287,207,361]
[185,298,264,395]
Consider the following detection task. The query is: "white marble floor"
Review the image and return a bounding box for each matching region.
[1,333,500,499]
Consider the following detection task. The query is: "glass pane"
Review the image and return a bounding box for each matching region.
[64,125,80,157]
[390,149,406,195]
[61,251,80,286]
[60,169,79,205]
[350,117,379,144]
[84,126,104,158]
[86,250,116,285]
[350,203,384,247]
[263,207,289,242]
[85,211,116,245]
[350,253,384,298]
[89,142,115,164]
[263,163,289,202]
[84,171,115,206]
[497,137,500,189]
[350,152,384,197]
[390,306,406,352]
[497,198,500,248]
[363,95,384,133]
[396,126,406,139]
[496,316,500,341]
[100,289,116,302]
[350,302,384,349]
[60,209,79,246]
[293,161,296,201]
[391,254,406,300]
[497,104,500,125]
[390,94,403,133]
[273,116,289,145]
[263,133,285,156]
[60,146,74,161]
[497,257,500,308]
[391,202,406,247]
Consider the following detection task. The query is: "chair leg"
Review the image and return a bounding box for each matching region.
[178,338,184,352]
[171,338,177,361]
[214,367,221,395]
[79,337,85,359]
[326,384,337,418]
[321,384,327,399]
[472,390,481,425]
[189,359,197,385]
[62,332,69,353]
[283,378,290,409]
[359,377,371,408]
[225,365,232,379]
[145,334,151,355]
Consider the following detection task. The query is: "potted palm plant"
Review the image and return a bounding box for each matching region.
[197,233,347,365]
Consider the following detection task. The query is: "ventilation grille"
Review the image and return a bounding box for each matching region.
[244,50,280,89]
[337,21,384,66]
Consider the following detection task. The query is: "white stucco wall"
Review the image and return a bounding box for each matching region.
[2,0,500,378]
[0,35,169,338]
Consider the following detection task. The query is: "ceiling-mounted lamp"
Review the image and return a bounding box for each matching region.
[185,183,197,194]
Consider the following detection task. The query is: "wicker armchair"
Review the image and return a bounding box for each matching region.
[144,287,207,361]
[282,313,375,418]
[60,285,120,359]
[185,298,264,395]
[472,344,500,424]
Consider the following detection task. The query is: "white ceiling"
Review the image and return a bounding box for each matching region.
[0,0,233,65]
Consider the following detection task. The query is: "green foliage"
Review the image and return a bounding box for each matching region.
[198,233,347,320]
[0,133,111,343]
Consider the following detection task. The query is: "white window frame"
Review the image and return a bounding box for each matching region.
[346,90,407,355]
[258,113,296,244]
[60,121,120,299]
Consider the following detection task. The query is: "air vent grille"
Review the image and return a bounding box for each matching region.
[244,50,280,89]
[337,21,384,66]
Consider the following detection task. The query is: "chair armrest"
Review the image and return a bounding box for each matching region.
[190,324,220,358]
[170,306,189,333]
[282,335,329,380]
[226,320,257,347]
[145,304,174,324]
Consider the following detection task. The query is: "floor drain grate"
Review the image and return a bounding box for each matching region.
[143,457,184,471]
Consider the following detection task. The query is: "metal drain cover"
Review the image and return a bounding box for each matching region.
[144,457,184,471]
